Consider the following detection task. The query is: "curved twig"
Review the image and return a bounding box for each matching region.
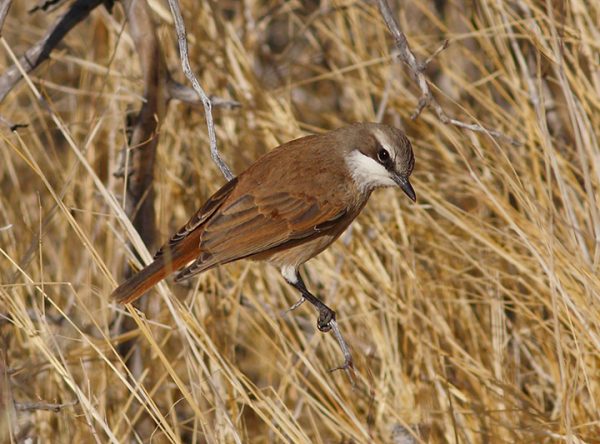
[376,0,520,146]
[165,0,234,180]
[15,400,77,412]
[166,78,240,109]
[0,0,12,34]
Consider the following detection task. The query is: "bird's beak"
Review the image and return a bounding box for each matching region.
[393,174,416,202]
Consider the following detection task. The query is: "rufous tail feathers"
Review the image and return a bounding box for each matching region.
[111,247,197,305]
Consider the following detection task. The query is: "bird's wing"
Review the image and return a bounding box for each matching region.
[174,189,347,281]
[154,177,238,260]
[112,178,239,305]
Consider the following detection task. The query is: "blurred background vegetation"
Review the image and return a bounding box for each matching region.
[1,0,599,442]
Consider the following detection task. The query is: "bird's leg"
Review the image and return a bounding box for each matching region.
[288,274,335,332]
[283,270,354,372]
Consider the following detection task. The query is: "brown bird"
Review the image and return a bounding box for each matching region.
[112,122,415,368]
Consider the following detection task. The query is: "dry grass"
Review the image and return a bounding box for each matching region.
[1,0,599,442]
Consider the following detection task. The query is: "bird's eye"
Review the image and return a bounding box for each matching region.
[377,147,390,163]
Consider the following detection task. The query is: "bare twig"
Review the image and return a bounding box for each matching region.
[328,320,355,378]
[28,0,67,14]
[376,0,519,145]
[419,39,449,71]
[165,0,234,180]
[166,78,241,109]
[119,0,169,249]
[0,115,26,130]
[15,400,77,412]
[0,309,64,326]
[376,0,432,118]
[0,0,104,103]
[0,0,12,34]
[284,299,356,381]
[282,294,355,377]
[0,223,12,231]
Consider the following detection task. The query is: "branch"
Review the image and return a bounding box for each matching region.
[0,309,64,327]
[166,0,234,180]
[0,0,12,34]
[15,400,77,412]
[376,0,519,146]
[419,39,449,71]
[117,0,170,249]
[28,0,67,14]
[0,115,26,130]
[0,0,104,103]
[166,78,241,109]
[327,320,355,378]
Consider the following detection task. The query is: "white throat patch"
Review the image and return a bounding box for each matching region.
[346,150,396,192]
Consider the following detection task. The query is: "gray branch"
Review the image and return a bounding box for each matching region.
[16,400,77,412]
[166,0,234,181]
[166,78,241,109]
[0,0,104,103]
[376,0,519,146]
[0,0,12,34]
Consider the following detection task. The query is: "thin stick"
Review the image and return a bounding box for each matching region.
[328,320,355,378]
[15,400,77,412]
[0,0,104,103]
[167,79,241,109]
[29,0,67,14]
[376,0,520,146]
[420,39,449,71]
[0,114,26,130]
[283,294,355,377]
[0,0,12,34]
[165,0,234,181]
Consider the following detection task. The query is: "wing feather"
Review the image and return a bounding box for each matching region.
[175,190,346,280]
[154,177,238,259]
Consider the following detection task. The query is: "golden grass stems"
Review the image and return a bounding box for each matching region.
[0,0,599,442]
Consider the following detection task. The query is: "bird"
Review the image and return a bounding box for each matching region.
[111,122,416,368]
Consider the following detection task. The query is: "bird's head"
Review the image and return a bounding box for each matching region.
[344,123,416,201]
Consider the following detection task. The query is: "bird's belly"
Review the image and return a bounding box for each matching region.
[258,234,338,269]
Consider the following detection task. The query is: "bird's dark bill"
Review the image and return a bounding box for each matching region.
[394,175,416,202]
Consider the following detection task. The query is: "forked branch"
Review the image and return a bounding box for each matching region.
[376,0,519,145]
[0,0,104,103]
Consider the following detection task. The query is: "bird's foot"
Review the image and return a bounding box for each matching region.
[329,356,354,373]
[316,307,335,332]
[284,272,355,379]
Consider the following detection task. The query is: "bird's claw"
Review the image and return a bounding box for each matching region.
[317,308,335,332]
[328,355,354,374]
[283,296,305,315]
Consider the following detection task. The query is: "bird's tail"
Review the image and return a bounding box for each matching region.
[111,249,197,305]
